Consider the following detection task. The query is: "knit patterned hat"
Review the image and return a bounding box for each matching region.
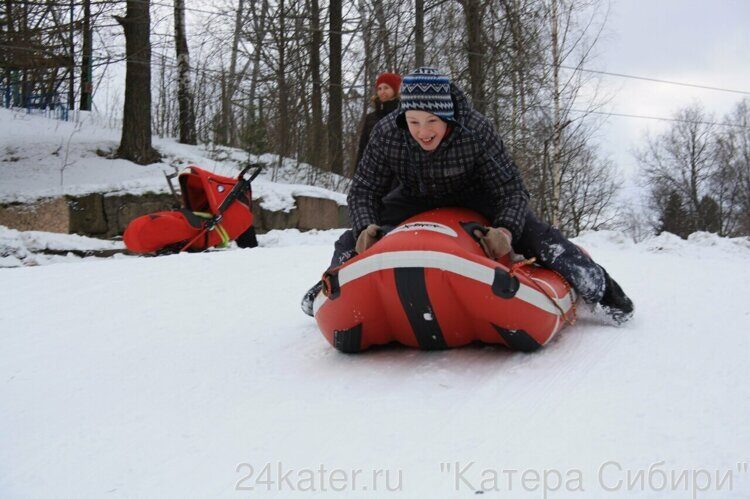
[375,72,401,93]
[399,67,454,121]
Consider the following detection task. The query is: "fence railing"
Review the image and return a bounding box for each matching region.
[2,86,69,121]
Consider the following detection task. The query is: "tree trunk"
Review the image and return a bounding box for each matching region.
[217,70,227,144]
[224,0,244,146]
[359,0,373,122]
[501,0,526,143]
[4,0,13,34]
[276,0,290,159]
[4,0,15,107]
[68,0,74,110]
[174,0,196,144]
[414,0,424,67]
[79,0,93,111]
[308,0,324,168]
[372,0,393,70]
[115,0,159,164]
[248,0,268,123]
[328,0,343,174]
[461,0,485,113]
[158,54,167,137]
[550,0,562,226]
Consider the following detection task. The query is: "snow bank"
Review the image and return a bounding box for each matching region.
[0,224,347,267]
[0,225,127,267]
[575,229,750,259]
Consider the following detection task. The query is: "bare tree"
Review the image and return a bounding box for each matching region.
[174,0,196,144]
[558,140,619,234]
[115,0,159,164]
[272,0,292,159]
[307,0,325,168]
[414,0,425,67]
[636,104,719,234]
[79,0,93,111]
[154,54,170,137]
[458,0,486,113]
[549,0,563,226]
[328,0,343,174]
[371,0,395,70]
[219,0,248,146]
[714,99,750,236]
[534,0,611,227]
[243,0,270,152]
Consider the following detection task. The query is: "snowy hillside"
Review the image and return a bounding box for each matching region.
[0,108,348,211]
[1,229,749,498]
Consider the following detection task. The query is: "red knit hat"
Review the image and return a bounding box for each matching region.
[375,72,402,94]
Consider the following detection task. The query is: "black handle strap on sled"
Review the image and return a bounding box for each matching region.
[215,164,263,216]
[376,225,395,237]
[180,164,263,252]
[460,221,488,242]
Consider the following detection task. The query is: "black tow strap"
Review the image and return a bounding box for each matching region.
[394,267,447,350]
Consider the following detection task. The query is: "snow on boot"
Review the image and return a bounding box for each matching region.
[598,269,634,325]
[301,281,323,317]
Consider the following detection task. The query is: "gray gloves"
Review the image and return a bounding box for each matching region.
[356,223,514,261]
[355,224,381,254]
[474,226,513,260]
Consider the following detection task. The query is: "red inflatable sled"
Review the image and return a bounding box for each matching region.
[313,208,578,352]
[124,165,261,254]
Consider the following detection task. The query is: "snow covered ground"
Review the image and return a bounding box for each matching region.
[2,108,749,498]
[1,229,749,498]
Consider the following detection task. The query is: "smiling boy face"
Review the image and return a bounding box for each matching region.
[405,110,448,151]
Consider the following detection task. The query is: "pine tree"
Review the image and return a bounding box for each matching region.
[698,195,722,234]
[659,191,690,238]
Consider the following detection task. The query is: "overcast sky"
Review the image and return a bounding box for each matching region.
[593,0,750,202]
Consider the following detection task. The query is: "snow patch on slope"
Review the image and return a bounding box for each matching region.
[0,108,348,210]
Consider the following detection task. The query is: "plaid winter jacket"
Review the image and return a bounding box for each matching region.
[347,84,530,240]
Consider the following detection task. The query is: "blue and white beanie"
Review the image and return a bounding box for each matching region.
[399,67,454,121]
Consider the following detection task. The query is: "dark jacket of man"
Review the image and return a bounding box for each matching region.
[348,84,530,241]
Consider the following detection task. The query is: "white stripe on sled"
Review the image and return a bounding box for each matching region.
[314,250,573,317]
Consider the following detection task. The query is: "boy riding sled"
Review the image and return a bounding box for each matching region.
[303,67,633,325]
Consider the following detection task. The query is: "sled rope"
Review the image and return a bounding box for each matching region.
[508,257,577,326]
[177,211,231,251]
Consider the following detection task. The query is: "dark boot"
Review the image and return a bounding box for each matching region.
[301,281,323,317]
[598,268,634,325]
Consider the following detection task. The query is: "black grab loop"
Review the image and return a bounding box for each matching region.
[242,163,264,183]
[492,266,520,299]
[460,221,488,243]
[377,225,396,237]
[322,270,341,300]
[216,163,264,215]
